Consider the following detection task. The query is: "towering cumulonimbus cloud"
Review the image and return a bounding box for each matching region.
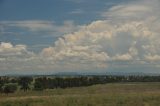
[41,0,160,69]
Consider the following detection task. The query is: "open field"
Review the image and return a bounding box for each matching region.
[0,82,160,106]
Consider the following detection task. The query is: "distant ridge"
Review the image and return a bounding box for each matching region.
[0,71,160,77]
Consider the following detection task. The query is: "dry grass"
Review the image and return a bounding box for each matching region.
[0,82,160,106]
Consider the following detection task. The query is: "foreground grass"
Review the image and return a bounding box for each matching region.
[0,82,160,106]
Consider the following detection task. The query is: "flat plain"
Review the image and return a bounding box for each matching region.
[0,82,160,106]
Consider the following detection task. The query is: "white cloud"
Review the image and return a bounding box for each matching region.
[112,53,132,61]
[40,18,155,65]
[0,20,54,31]
[0,42,31,57]
[103,5,150,19]
[0,42,37,73]
[69,9,84,14]
[1,0,160,74]
[39,0,160,70]
[54,20,82,35]
[0,20,81,37]
[101,0,160,20]
[144,54,160,61]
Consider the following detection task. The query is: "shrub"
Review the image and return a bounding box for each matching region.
[34,80,44,91]
[3,83,18,94]
[18,77,33,91]
[0,84,3,93]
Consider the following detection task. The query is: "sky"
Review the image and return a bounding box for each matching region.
[0,0,160,75]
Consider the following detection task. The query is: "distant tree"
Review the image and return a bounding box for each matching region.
[0,77,5,93]
[0,84,3,93]
[34,78,44,91]
[18,77,33,91]
[3,83,17,94]
[10,78,18,83]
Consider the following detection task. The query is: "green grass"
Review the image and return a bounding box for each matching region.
[0,82,160,106]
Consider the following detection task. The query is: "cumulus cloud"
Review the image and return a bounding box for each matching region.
[0,42,37,74]
[0,42,33,57]
[144,54,160,62]
[39,0,160,71]
[0,42,34,61]
[112,54,132,61]
[1,0,160,74]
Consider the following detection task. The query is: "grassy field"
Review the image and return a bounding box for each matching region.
[0,82,160,106]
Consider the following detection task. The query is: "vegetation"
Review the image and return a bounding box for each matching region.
[0,84,3,93]
[0,75,159,105]
[34,78,45,90]
[0,82,159,106]
[0,75,159,92]
[18,77,33,91]
[2,83,17,94]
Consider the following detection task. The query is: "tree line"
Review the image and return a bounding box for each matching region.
[0,75,160,94]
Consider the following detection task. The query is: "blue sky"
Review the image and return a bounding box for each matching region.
[0,0,119,21]
[0,0,160,75]
[0,0,118,52]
